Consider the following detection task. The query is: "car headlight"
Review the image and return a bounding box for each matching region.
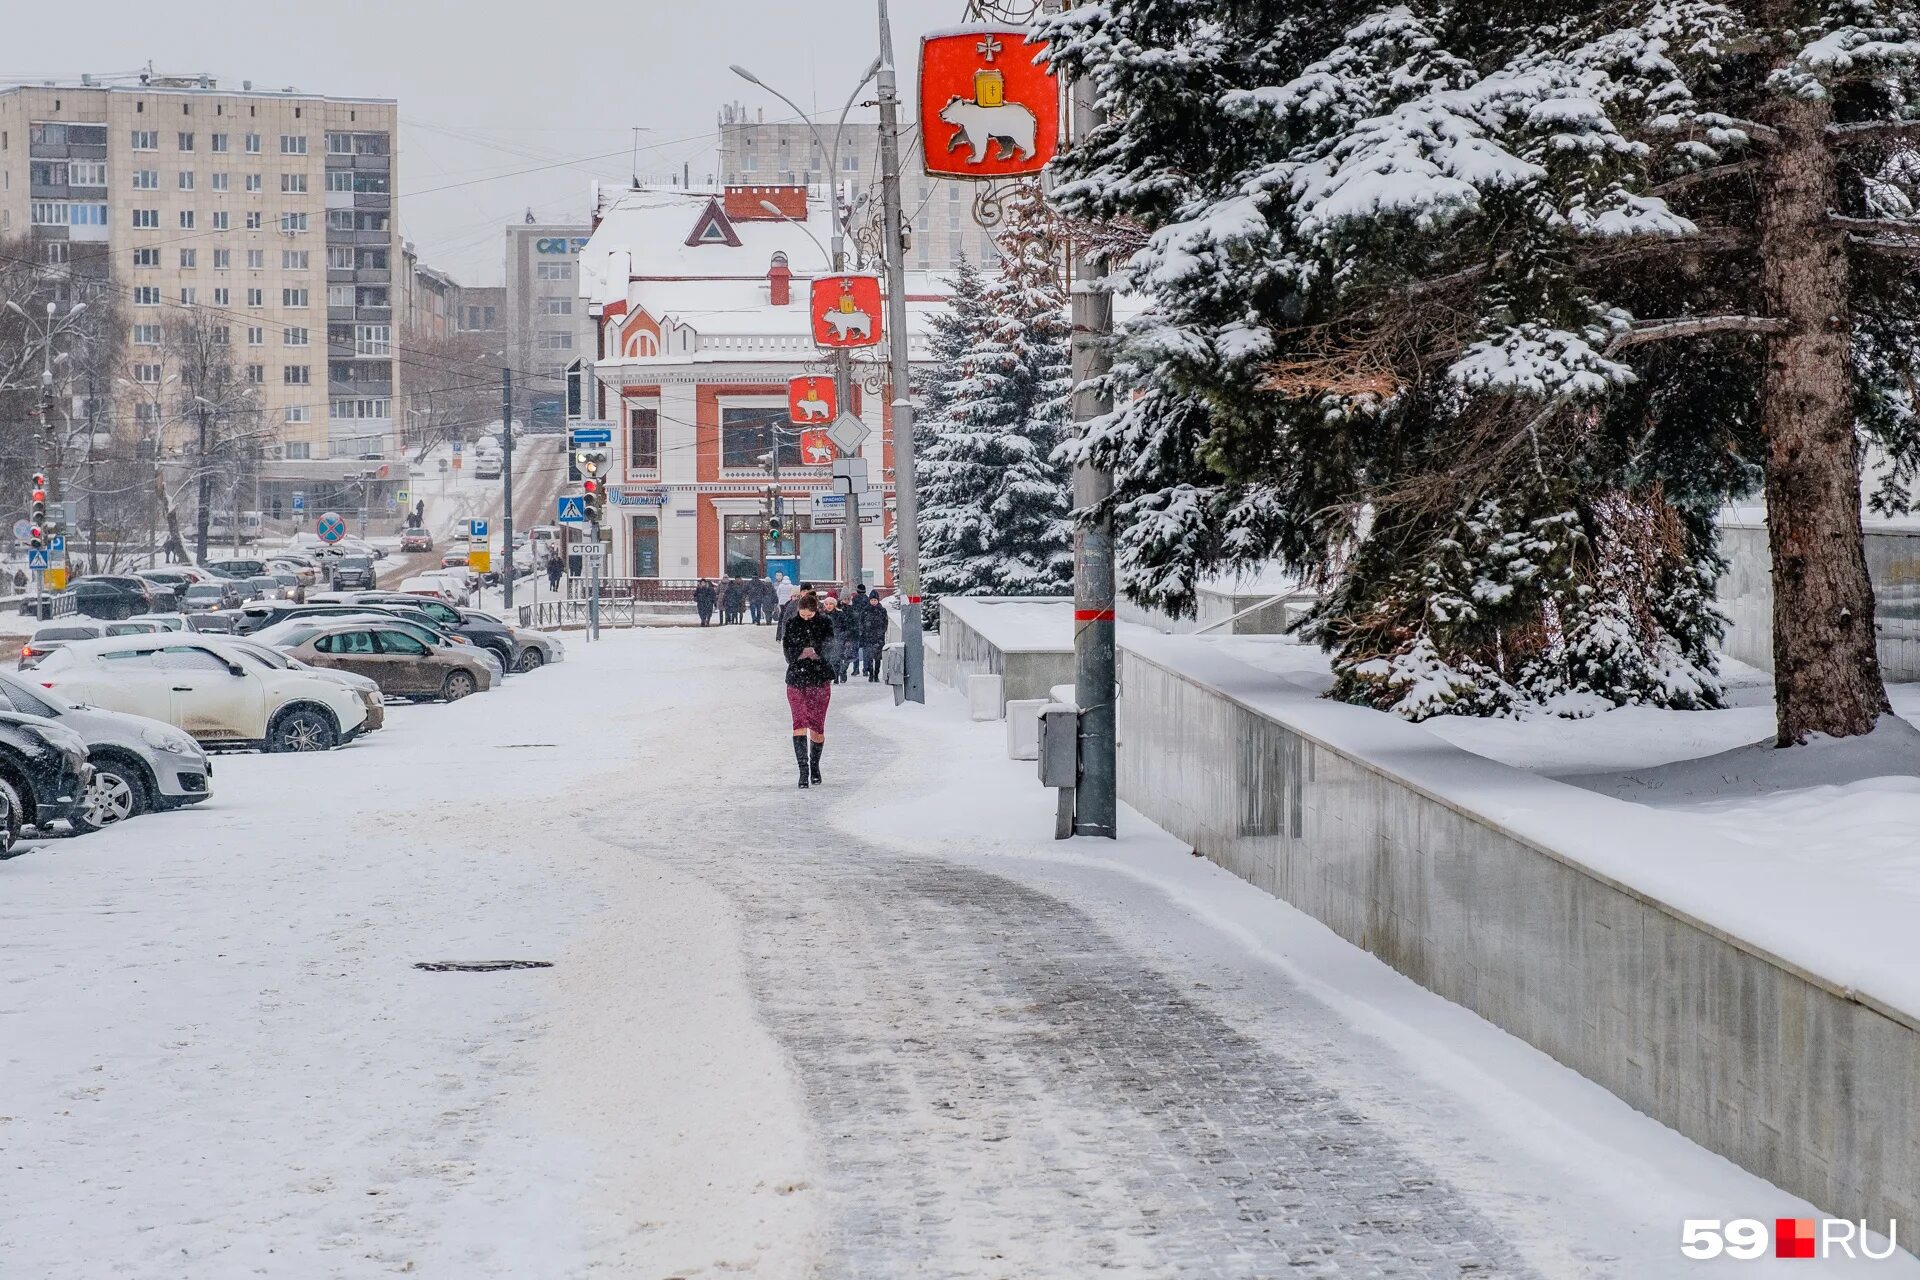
[141,725,200,756]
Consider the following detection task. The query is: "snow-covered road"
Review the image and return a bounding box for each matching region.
[3,627,1908,1277]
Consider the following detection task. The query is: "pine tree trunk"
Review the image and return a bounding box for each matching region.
[1757,95,1890,745]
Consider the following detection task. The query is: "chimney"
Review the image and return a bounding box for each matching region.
[768,252,793,307]
[724,184,809,222]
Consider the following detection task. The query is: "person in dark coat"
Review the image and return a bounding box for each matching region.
[693,579,717,627]
[545,549,564,592]
[775,587,803,642]
[782,590,835,788]
[748,577,765,626]
[823,593,858,683]
[859,590,890,680]
[757,577,778,625]
[721,577,744,625]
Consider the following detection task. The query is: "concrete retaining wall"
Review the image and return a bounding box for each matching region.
[933,597,1077,711]
[1116,642,1917,1238]
[1718,520,1920,679]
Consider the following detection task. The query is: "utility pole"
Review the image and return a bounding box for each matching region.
[1068,56,1117,838]
[830,205,862,601]
[874,0,927,702]
[193,398,212,566]
[501,367,516,610]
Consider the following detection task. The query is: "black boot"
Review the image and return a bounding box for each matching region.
[793,736,810,788]
[809,739,823,785]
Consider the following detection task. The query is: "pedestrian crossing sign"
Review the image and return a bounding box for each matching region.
[556,495,587,525]
[27,549,49,570]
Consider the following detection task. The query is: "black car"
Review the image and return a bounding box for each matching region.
[0,708,90,843]
[327,555,377,591]
[179,581,243,630]
[205,558,270,580]
[66,576,155,621]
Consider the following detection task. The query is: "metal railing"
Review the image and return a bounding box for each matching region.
[520,596,663,630]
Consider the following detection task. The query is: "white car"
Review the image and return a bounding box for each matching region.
[30,633,372,753]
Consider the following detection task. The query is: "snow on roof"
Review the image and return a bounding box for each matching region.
[581,187,836,292]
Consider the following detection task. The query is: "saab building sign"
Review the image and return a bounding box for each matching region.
[536,237,591,255]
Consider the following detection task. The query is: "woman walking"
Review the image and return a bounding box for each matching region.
[782,590,835,788]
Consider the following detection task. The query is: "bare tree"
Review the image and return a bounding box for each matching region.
[161,309,261,565]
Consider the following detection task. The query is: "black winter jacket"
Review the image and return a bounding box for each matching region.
[783,613,836,687]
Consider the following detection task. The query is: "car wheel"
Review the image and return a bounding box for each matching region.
[76,758,148,832]
[0,775,25,843]
[515,647,545,673]
[268,706,338,753]
[0,791,15,859]
[442,669,477,702]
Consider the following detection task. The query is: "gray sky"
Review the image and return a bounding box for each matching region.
[6,0,959,284]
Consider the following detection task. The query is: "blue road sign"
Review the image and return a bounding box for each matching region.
[570,426,613,446]
[317,512,347,543]
[49,534,64,555]
[291,492,306,513]
[452,440,464,453]
[469,518,489,539]
[27,549,49,570]
[556,495,587,525]
[11,520,28,540]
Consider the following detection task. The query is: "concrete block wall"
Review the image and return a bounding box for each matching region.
[1118,645,1918,1239]
[1718,520,1920,679]
[935,599,1078,712]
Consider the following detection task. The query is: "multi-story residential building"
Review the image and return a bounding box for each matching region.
[716,102,1000,273]
[400,242,457,341]
[0,77,403,523]
[504,221,595,429]
[577,185,945,585]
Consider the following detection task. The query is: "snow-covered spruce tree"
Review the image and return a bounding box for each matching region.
[917,182,1075,600]
[1043,0,1920,742]
[907,254,992,629]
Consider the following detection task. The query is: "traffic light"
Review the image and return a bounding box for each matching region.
[578,450,606,524]
[30,474,46,550]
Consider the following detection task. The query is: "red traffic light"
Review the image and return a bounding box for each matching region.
[582,479,598,494]
[31,489,45,504]
[31,473,45,487]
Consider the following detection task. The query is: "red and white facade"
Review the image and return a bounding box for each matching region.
[578,185,945,587]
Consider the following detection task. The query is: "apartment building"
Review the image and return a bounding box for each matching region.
[716,103,1000,273]
[504,221,594,429]
[0,79,403,483]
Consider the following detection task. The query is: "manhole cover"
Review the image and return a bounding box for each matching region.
[413,960,554,972]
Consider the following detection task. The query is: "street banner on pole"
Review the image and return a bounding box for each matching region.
[798,429,835,466]
[810,275,885,350]
[788,375,837,424]
[920,27,1058,179]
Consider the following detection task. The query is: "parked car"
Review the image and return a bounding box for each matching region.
[439,549,470,569]
[266,558,319,587]
[328,554,378,591]
[125,613,191,632]
[0,708,90,843]
[398,528,434,553]
[346,594,519,669]
[287,621,497,702]
[245,574,292,602]
[204,558,271,581]
[66,576,155,621]
[179,581,244,629]
[31,634,372,752]
[20,619,170,670]
[219,638,385,735]
[132,570,189,611]
[506,626,565,673]
[0,670,210,830]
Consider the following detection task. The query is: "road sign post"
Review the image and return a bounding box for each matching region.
[317,511,347,544]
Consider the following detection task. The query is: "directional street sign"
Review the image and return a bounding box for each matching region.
[469,518,489,540]
[291,492,306,513]
[826,410,870,454]
[317,511,347,543]
[569,425,613,447]
[811,492,884,526]
[49,534,64,555]
[556,495,588,525]
[27,548,49,570]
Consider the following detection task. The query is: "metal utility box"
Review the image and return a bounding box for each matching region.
[1037,704,1079,789]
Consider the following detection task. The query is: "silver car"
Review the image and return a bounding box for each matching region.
[0,670,211,830]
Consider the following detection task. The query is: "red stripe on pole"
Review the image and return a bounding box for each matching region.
[907,595,923,604]
[1075,609,1116,622]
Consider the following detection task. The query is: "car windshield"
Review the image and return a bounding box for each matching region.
[230,643,290,670]
[35,626,98,641]
[186,585,224,599]
[338,556,372,569]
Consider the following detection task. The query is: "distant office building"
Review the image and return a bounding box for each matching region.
[716,103,1000,273]
[0,77,402,478]
[504,221,595,431]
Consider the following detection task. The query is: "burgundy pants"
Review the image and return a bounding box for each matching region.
[786,682,833,733]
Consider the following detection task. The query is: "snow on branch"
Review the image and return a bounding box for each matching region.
[1827,119,1920,144]
[1647,159,1760,196]
[1607,314,1790,350]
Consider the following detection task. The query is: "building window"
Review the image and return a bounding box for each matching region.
[213,248,230,270]
[354,324,390,357]
[539,330,573,350]
[177,132,195,152]
[352,172,389,195]
[285,441,311,459]
[131,130,157,151]
[721,405,798,470]
[30,200,67,225]
[326,132,352,155]
[628,405,659,471]
[245,364,264,383]
[179,288,197,305]
[132,286,161,306]
[130,168,158,190]
[326,245,354,270]
[179,249,196,268]
[247,249,264,269]
[280,212,308,233]
[630,515,660,578]
[133,247,160,267]
[132,363,162,384]
[246,288,264,307]
[179,210,195,229]
[283,365,310,385]
[245,212,263,230]
[356,246,388,269]
[743,154,757,172]
[211,171,229,191]
[356,286,389,309]
[284,326,310,346]
[247,326,264,345]
[327,284,354,308]
[326,210,353,232]
[326,169,353,193]
[212,287,230,306]
[283,288,309,308]
[536,262,572,281]
[282,249,309,270]
[543,297,573,315]
[244,133,261,154]
[210,325,230,345]
[286,405,310,424]
[67,161,106,186]
[178,170,195,190]
[132,324,161,345]
[244,172,262,192]
[211,210,229,230]
[210,132,229,153]
[134,402,161,425]
[279,134,307,155]
[281,172,307,194]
